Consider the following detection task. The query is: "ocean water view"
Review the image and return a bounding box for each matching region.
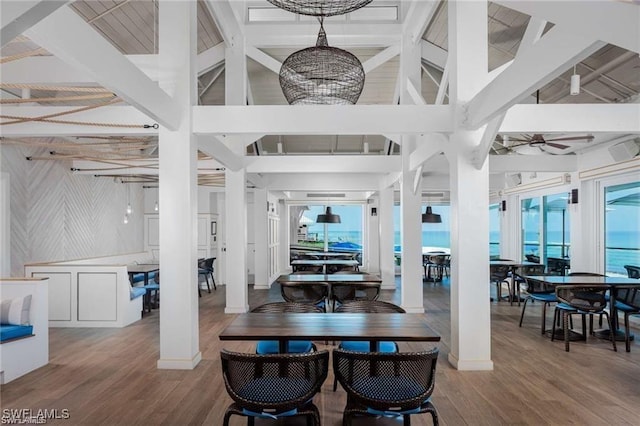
[309,229,638,276]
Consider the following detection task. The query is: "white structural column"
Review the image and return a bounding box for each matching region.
[447,0,493,370]
[157,1,200,370]
[224,31,249,313]
[253,188,269,289]
[378,187,395,290]
[398,22,424,311]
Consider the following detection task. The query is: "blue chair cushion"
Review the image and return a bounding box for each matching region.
[0,324,34,342]
[143,284,160,291]
[255,340,313,354]
[131,273,145,283]
[130,287,147,300]
[615,301,638,313]
[339,341,397,353]
[237,377,312,403]
[352,376,426,402]
[530,293,557,303]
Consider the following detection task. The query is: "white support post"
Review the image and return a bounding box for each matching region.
[253,188,269,289]
[399,136,423,312]
[447,0,493,371]
[157,0,200,370]
[378,187,395,290]
[223,23,249,313]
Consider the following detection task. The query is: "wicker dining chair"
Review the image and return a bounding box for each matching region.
[519,275,557,334]
[220,349,329,426]
[333,348,439,426]
[624,265,640,279]
[551,285,617,352]
[280,282,329,312]
[614,285,640,352]
[330,282,381,312]
[513,264,546,306]
[490,264,511,303]
[332,300,406,391]
[250,302,323,354]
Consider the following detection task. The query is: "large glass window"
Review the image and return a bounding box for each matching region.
[393,204,450,251]
[543,193,570,274]
[295,204,363,263]
[605,181,640,276]
[521,197,541,262]
[489,203,500,259]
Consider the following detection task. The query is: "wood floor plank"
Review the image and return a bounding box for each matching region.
[1,277,640,425]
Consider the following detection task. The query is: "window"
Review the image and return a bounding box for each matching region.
[605,181,640,276]
[392,204,450,250]
[521,197,540,261]
[489,203,500,259]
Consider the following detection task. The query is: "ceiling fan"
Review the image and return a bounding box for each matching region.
[506,133,594,150]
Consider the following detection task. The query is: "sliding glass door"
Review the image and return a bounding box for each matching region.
[521,197,541,262]
[605,181,640,276]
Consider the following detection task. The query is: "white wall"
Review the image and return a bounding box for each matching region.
[1,145,144,276]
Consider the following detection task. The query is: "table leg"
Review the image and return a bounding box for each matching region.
[279,340,287,353]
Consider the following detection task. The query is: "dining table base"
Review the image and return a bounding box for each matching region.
[593,328,634,342]
[545,329,585,342]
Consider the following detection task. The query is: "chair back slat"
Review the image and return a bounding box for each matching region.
[616,285,640,310]
[334,300,405,313]
[251,302,323,313]
[624,265,640,279]
[331,282,380,307]
[280,283,329,306]
[490,264,510,281]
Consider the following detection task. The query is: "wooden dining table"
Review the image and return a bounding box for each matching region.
[526,275,640,341]
[219,312,440,353]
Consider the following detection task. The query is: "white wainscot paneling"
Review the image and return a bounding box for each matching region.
[77,272,117,321]
[33,272,71,321]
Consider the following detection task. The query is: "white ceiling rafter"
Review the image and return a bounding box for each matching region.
[193,105,453,135]
[246,45,281,74]
[403,0,440,45]
[494,0,640,54]
[362,44,400,74]
[204,0,243,48]
[24,7,180,130]
[197,135,243,171]
[1,0,69,47]
[466,25,605,128]
[420,40,447,70]
[246,155,401,174]
[409,134,446,171]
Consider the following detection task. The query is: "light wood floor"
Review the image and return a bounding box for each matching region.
[2,278,640,425]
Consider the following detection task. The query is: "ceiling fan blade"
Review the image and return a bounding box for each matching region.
[508,137,531,142]
[509,141,530,148]
[545,135,594,142]
[545,142,570,149]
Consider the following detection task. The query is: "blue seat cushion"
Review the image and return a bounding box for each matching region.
[131,273,145,283]
[237,377,312,403]
[352,376,426,403]
[0,324,34,342]
[143,284,160,291]
[130,287,147,300]
[615,301,639,313]
[339,341,397,352]
[255,340,313,354]
[530,293,557,302]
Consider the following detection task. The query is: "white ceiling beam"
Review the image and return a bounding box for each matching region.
[403,1,440,44]
[265,173,388,191]
[420,40,447,70]
[0,106,157,136]
[409,134,447,170]
[197,42,226,75]
[466,26,604,128]
[489,155,577,173]
[1,0,69,47]
[406,79,426,105]
[193,105,453,135]
[24,7,180,130]
[70,158,225,176]
[380,171,401,189]
[494,0,640,53]
[204,0,243,48]
[501,104,640,134]
[244,23,402,48]
[247,173,267,188]
[472,113,505,169]
[197,135,244,171]
[362,44,400,74]
[246,155,401,174]
[1,48,224,85]
[246,45,281,75]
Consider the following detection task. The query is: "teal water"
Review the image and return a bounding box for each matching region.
[317,230,639,276]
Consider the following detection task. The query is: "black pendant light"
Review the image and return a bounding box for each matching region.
[316,206,341,223]
[422,206,442,223]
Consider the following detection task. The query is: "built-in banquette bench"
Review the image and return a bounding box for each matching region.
[24,252,153,328]
[0,278,48,384]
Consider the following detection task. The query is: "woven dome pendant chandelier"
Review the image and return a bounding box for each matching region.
[266,0,372,17]
[279,20,365,105]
